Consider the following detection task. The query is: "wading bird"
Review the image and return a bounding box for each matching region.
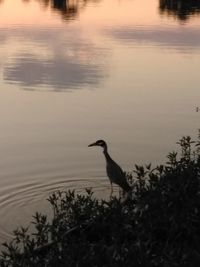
[88,140,131,197]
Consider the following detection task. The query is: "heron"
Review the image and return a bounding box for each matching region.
[88,140,131,197]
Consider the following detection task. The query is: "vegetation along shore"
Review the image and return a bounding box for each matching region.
[0,134,200,267]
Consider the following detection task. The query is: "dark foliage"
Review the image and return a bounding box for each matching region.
[0,135,200,267]
[159,0,200,21]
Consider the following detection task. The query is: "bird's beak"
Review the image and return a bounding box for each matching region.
[88,142,97,147]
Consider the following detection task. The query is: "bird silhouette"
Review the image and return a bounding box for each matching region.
[88,140,131,197]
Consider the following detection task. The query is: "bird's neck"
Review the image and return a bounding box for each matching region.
[103,145,113,162]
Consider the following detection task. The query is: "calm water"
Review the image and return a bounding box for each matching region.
[0,0,200,243]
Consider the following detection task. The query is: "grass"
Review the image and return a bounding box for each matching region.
[0,134,200,267]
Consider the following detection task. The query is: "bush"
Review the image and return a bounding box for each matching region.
[0,135,200,267]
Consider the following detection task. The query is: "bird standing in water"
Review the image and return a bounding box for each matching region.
[88,140,131,197]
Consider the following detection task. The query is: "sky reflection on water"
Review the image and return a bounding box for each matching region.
[105,26,200,53]
[1,0,200,90]
[0,0,200,244]
[1,27,107,90]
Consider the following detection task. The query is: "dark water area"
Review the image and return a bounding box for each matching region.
[0,0,199,244]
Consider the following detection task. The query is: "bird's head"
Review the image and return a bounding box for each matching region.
[88,139,107,148]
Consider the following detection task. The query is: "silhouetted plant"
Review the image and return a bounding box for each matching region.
[0,134,200,267]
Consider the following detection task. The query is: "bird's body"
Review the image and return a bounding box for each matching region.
[88,140,131,196]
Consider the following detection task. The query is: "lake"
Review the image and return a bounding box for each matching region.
[0,0,199,243]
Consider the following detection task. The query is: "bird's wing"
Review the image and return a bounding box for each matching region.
[106,161,131,191]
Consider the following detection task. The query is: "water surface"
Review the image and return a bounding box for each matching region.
[0,0,200,243]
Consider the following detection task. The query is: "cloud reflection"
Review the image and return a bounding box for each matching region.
[4,54,102,90]
[105,26,200,53]
[2,28,107,91]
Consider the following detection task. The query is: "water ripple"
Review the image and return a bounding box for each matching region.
[0,174,113,243]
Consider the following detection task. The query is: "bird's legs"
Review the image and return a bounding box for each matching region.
[119,187,123,199]
[110,181,113,198]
